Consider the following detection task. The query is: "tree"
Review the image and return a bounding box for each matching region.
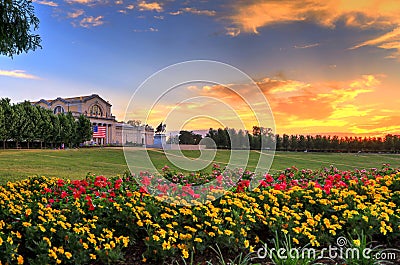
[282,134,289,151]
[0,0,42,57]
[75,114,92,146]
[11,103,26,148]
[20,101,40,148]
[179,130,202,145]
[37,107,53,148]
[49,113,60,148]
[0,98,14,148]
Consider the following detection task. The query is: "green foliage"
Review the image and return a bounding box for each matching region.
[0,0,42,57]
[0,98,93,148]
[207,244,254,265]
[75,114,92,145]
[0,0,41,57]
[179,130,202,145]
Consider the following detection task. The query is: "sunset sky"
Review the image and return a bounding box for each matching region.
[1,0,400,136]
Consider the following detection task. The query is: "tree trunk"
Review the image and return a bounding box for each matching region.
[27,141,30,149]
[3,140,5,149]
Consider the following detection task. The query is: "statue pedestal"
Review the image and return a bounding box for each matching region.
[153,134,166,148]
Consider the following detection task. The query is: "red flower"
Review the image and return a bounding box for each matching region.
[265,174,274,183]
[57,179,64,187]
[115,179,123,189]
[94,176,108,188]
[139,186,148,194]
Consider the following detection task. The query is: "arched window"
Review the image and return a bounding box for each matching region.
[53,106,65,114]
[89,104,102,116]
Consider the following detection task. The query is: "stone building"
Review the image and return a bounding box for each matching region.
[33,94,154,145]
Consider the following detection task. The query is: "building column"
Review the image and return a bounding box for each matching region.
[108,124,112,145]
[105,123,108,145]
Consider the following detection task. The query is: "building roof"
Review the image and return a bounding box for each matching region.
[32,94,112,106]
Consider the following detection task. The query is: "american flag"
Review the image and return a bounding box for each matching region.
[93,125,106,138]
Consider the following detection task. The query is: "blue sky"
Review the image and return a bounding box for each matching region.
[1,0,400,136]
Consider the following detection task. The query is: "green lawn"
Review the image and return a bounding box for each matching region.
[0,147,399,184]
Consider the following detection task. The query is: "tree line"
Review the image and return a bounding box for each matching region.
[205,126,400,153]
[0,98,92,149]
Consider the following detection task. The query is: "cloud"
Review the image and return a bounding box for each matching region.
[133,27,158,32]
[33,0,58,6]
[138,1,163,12]
[169,10,182,15]
[115,0,123,4]
[225,27,240,37]
[180,7,216,16]
[182,74,383,134]
[65,0,108,5]
[67,9,84,18]
[351,27,400,59]
[228,1,400,33]
[294,43,320,49]
[78,16,105,28]
[126,4,134,9]
[226,0,400,59]
[0,70,41,80]
[169,7,216,17]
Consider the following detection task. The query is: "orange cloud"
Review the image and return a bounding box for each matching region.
[67,9,84,18]
[138,1,163,12]
[0,70,41,80]
[122,74,387,135]
[33,0,58,6]
[227,0,400,58]
[78,16,104,28]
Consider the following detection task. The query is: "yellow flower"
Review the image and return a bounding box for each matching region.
[353,240,361,247]
[244,240,249,248]
[162,240,171,250]
[22,222,31,227]
[43,237,51,246]
[17,255,24,264]
[152,235,160,241]
[25,208,32,216]
[182,249,189,259]
[89,254,96,260]
[224,230,233,236]
[65,252,72,259]
[194,237,202,243]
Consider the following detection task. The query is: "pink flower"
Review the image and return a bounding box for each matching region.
[141,176,152,186]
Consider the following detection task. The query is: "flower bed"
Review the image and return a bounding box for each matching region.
[0,165,399,264]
